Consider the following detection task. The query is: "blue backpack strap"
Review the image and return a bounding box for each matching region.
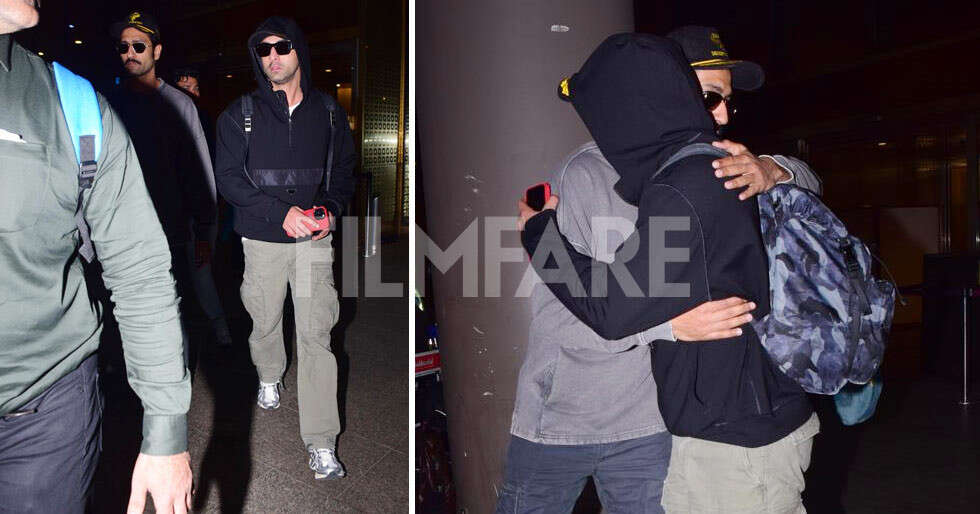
[52,62,102,263]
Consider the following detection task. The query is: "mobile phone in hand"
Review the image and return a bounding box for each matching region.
[525,182,551,211]
[302,206,330,232]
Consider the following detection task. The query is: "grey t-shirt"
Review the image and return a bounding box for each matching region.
[510,141,823,445]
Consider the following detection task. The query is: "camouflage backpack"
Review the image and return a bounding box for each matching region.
[655,144,896,396]
[749,184,896,395]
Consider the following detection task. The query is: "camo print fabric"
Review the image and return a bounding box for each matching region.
[750,184,896,395]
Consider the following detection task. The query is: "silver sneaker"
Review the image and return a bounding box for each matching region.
[307,445,346,480]
[256,381,281,410]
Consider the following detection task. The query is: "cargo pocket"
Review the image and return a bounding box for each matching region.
[0,140,49,233]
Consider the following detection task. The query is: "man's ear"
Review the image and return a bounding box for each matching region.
[153,43,162,61]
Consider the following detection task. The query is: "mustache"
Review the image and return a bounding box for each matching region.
[125,59,141,65]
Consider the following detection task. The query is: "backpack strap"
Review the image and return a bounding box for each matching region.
[52,62,102,263]
[239,94,259,189]
[653,142,728,180]
[320,93,338,191]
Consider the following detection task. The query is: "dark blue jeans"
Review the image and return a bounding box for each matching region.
[495,431,671,514]
[0,355,102,513]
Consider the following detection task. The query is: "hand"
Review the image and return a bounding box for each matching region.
[516,194,559,231]
[282,206,321,239]
[194,240,211,268]
[312,212,335,241]
[711,140,790,200]
[670,297,756,341]
[127,451,193,514]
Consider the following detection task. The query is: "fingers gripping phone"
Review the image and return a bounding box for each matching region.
[525,182,551,211]
[302,206,331,232]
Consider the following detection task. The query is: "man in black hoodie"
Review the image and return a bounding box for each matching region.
[214,17,356,480]
[520,34,817,513]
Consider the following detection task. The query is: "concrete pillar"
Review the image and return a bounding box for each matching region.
[417,2,633,512]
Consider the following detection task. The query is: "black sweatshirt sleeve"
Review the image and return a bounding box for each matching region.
[521,181,710,340]
[213,106,293,224]
[318,103,357,219]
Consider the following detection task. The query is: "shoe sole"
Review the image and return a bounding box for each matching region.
[314,471,346,480]
[257,403,280,410]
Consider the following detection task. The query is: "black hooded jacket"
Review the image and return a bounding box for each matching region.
[214,17,356,243]
[522,34,811,447]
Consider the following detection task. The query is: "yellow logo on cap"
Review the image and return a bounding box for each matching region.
[126,11,156,34]
[559,78,570,98]
[709,33,728,58]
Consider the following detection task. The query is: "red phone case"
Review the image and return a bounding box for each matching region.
[302,206,331,231]
[526,182,552,209]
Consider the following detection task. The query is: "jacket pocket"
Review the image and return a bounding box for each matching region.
[539,345,651,436]
[0,140,49,233]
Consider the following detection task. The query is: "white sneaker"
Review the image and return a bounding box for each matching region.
[257,381,280,410]
[307,445,346,480]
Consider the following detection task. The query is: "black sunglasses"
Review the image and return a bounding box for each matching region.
[254,40,293,57]
[116,41,148,54]
[703,91,736,116]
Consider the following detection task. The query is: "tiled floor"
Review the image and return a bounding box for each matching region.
[93,239,408,513]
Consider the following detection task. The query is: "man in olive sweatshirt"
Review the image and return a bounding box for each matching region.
[0,2,192,513]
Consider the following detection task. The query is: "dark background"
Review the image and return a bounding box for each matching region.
[15,0,409,234]
[15,0,356,120]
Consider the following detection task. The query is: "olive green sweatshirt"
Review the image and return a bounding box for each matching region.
[0,35,190,455]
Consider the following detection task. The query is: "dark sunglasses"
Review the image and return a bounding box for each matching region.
[254,40,293,57]
[703,91,736,116]
[116,41,148,54]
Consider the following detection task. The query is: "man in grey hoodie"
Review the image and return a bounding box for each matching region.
[497,27,822,514]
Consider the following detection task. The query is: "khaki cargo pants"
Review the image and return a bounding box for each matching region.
[241,236,341,449]
[662,413,820,514]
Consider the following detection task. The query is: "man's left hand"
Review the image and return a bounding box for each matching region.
[517,194,559,231]
[711,140,790,200]
[311,212,335,241]
[127,452,193,514]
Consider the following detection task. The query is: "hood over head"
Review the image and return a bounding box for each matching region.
[247,16,313,120]
[564,33,716,205]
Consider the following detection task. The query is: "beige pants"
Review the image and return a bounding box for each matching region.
[662,413,820,514]
[241,236,341,449]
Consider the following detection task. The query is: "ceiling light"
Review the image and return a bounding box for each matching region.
[68,24,75,29]
[877,142,887,147]
[336,83,341,87]
[325,68,332,72]
[37,51,44,56]
[226,74,233,78]
[73,40,83,45]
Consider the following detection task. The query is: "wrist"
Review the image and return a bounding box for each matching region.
[760,155,793,183]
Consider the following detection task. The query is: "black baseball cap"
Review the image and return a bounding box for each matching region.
[110,11,161,43]
[666,25,764,91]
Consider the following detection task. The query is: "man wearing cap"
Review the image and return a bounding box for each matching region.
[0,1,192,513]
[108,11,221,364]
[668,25,822,197]
[497,27,821,514]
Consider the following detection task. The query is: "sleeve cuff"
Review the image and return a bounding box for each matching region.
[636,321,676,344]
[268,199,293,226]
[140,414,188,455]
[760,155,795,184]
[325,198,345,219]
